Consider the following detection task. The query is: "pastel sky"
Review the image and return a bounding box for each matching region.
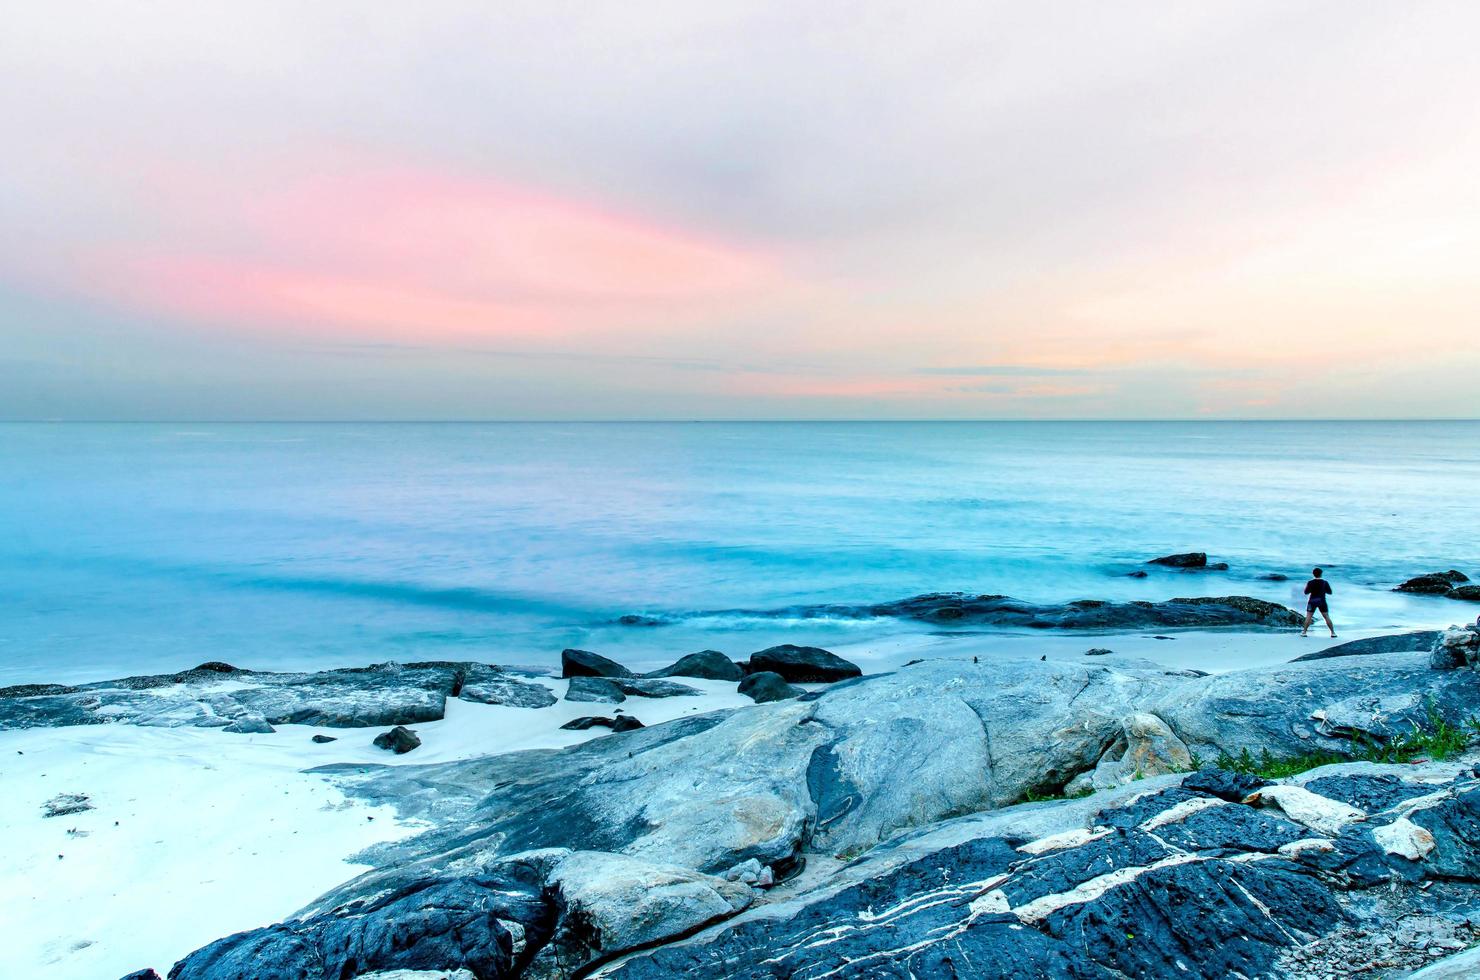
[2,1,1478,419]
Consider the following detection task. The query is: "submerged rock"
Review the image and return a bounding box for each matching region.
[1148,551,1209,567]
[42,792,94,818]
[645,650,743,681]
[737,671,802,703]
[373,726,421,754]
[746,644,861,682]
[1396,570,1470,594]
[560,649,634,679]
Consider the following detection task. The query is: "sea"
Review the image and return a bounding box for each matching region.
[1,421,1476,685]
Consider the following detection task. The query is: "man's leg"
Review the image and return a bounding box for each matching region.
[1302,608,1313,635]
[1321,608,1335,637]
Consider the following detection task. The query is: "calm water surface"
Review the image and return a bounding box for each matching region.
[1,421,1475,684]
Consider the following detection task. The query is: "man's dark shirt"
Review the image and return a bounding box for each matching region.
[1304,579,1332,600]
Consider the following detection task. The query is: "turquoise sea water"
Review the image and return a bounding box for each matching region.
[1,421,1476,685]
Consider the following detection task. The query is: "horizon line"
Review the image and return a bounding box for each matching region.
[3,417,1478,425]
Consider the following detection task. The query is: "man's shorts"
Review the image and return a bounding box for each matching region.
[1308,598,1328,614]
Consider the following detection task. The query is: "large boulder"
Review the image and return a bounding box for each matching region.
[1451,585,1480,602]
[1396,570,1470,594]
[746,645,861,682]
[737,672,802,704]
[373,726,421,754]
[1431,626,1480,670]
[645,651,744,682]
[1080,712,1194,791]
[561,649,634,679]
[564,677,626,703]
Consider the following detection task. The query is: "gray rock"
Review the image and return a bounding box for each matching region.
[1430,626,1480,670]
[1290,630,1441,662]
[737,672,802,703]
[222,715,275,734]
[564,676,625,703]
[609,678,701,699]
[560,716,645,733]
[456,670,558,709]
[1085,647,1115,656]
[645,651,744,681]
[0,661,554,732]
[561,649,634,679]
[118,971,163,980]
[373,726,421,754]
[746,645,861,682]
[311,734,337,744]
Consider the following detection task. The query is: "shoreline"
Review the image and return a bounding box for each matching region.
[2,618,1475,978]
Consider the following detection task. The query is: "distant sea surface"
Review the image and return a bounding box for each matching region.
[2,421,1476,685]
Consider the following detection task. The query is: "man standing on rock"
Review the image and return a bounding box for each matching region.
[1302,567,1336,638]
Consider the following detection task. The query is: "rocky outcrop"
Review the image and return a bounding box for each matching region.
[745,645,861,682]
[1452,586,1480,602]
[0,661,556,732]
[644,651,743,681]
[560,650,634,679]
[563,676,701,703]
[143,647,1480,979]
[1148,551,1211,567]
[1432,624,1480,670]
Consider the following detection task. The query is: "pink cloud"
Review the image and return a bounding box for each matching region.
[67,158,774,341]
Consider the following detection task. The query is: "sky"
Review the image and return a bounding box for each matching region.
[1,1,1478,420]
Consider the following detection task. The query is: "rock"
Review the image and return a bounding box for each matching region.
[609,678,701,699]
[737,672,802,704]
[1260,573,1290,581]
[1291,630,1441,662]
[1182,767,1267,802]
[1243,785,1365,835]
[0,661,493,732]
[564,676,626,703]
[457,671,558,709]
[118,971,164,980]
[222,715,275,734]
[1430,626,1480,670]
[1084,647,1115,656]
[746,645,861,682]
[355,971,476,980]
[1396,571,1469,594]
[312,734,338,744]
[1450,585,1480,601]
[42,793,94,818]
[645,650,743,681]
[561,716,645,733]
[1372,816,1436,860]
[1126,570,1148,578]
[1086,712,1193,790]
[1148,551,1209,567]
[373,726,421,754]
[561,649,635,679]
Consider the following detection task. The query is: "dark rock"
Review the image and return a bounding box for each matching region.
[565,676,626,703]
[1291,630,1441,662]
[1396,571,1470,594]
[1302,773,1436,813]
[1260,573,1290,581]
[1183,767,1269,802]
[747,645,861,683]
[1126,570,1149,578]
[561,715,646,733]
[457,670,558,709]
[373,726,421,754]
[1450,585,1480,601]
[0,683,80,698]
[1085,648,1115,656]
[561,649,635,679]
[737,672,803,703]
[192,662,242,674]
[646,650,744,681]
[857,593,1299,628]
[222,715,275,734]
[1148,551,1208,567]
[1208,562,1230,570]
[118,970,163,980]
[311,734,337,744]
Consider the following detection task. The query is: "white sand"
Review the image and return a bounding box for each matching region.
[0,632,1423,978]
